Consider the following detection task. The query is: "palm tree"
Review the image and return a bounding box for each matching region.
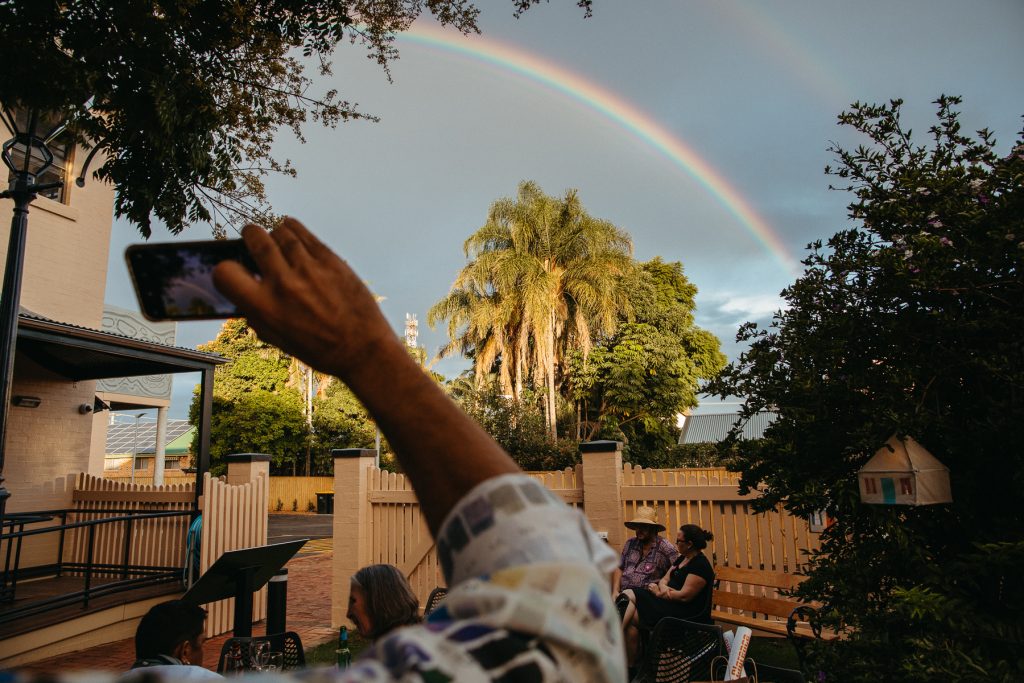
[429,181,633,438]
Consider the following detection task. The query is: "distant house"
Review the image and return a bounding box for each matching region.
[103,418,195,481]
[678,410,778,444]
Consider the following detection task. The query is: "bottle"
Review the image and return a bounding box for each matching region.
[336,626,352,669]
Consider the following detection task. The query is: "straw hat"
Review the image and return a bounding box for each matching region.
[624,506,665,532]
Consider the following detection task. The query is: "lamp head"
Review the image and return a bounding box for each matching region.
[2,134,53,185]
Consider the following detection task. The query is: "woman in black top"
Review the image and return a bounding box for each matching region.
[619,524,715,667]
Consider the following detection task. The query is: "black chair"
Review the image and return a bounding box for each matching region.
[632,618,724,683]
[216,631,306,673]
[424,586,449,616]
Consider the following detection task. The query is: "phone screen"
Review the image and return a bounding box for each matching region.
[125,239,259,321]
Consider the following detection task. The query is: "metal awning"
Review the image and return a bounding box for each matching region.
[15,312,225,497]
[17,314,225,380]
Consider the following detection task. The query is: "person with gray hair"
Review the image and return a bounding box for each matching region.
[347,564,421,641]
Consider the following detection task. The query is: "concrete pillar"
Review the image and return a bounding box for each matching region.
[332,448,376,629]
[153,406,168,486]
[226,453,271,486]
[581,440,625,550]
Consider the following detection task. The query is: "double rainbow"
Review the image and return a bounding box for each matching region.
[401,24,801,276]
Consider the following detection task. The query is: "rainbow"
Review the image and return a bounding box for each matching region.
[400,23,801,276]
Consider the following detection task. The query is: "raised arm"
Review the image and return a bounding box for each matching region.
[213,219,520,535]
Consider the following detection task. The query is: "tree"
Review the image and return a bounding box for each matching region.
[447,372,579,471]
[567,258,725,465]
[429,180,634,438]
[709,97,1024,681]
[189,318,304,472]
[195,390,309,475]
[311,380,378,473]
[0,1,588,237]
[191,317,379,474]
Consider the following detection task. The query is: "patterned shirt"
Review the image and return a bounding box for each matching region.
[618,535,679,592]
[310,474,624,683]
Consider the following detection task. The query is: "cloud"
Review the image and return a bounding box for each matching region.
[716,293,788,320]
[693,290,789,362]
[698,291,787,330]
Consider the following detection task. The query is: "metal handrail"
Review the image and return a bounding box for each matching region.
[0,508,193,624]
[0,510,190,540]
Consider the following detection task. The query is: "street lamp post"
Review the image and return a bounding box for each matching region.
[0,107,66,538]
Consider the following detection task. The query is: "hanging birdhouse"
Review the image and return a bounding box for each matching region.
[858,435,952,505]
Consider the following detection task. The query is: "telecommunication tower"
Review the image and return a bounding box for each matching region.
[404,313,419,348]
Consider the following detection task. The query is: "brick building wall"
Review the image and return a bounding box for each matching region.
[0,125,115,539]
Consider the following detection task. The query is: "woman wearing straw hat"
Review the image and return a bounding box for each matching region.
[611,506,679,597]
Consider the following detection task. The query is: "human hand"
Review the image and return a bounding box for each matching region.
[213,218,396,380]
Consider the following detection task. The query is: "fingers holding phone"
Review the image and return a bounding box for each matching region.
[213,218,395,380]
[125,238,259,321]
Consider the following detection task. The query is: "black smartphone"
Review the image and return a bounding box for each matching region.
[125,239,259,321]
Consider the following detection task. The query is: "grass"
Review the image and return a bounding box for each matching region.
[304,632,370,667]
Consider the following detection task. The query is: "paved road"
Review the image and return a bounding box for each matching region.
[268,513,333,545]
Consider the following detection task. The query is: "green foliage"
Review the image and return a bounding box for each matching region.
[567,259,726,466]
[663,443,734,469]
[449,373,580,471]
[190,319,375,475]
[0,1,585,236]
[311,381,380,472]
[709,97,1024,681]
[193,390,309,474]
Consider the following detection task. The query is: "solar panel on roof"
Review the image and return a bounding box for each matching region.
[105,419,194,455]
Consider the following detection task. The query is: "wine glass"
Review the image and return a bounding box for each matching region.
[249,641,270,671]
[260,651,284,673]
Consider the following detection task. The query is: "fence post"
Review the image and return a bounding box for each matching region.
[580,440,625,550]
[226,453,271,486]
[331,448,376,629]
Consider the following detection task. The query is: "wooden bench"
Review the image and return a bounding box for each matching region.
[711,566,834,640]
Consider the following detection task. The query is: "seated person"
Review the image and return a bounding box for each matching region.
[619,525,715,667]
[129,600,222,679]
[612,506,679,596]
[347,564,421,641]
[211,218,623,682]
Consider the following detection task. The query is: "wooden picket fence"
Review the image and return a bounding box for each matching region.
[199,471,269,635]
[50,471,269,638]
[65,474,194,576]
[343,460,821,611]
[621,465,820,572]
[102,471,194,486]
[362,469,439,603]
[528,467,584,508]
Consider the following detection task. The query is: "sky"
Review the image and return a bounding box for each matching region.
[101,0,1024,421]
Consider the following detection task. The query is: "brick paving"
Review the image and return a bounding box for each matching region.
[16,546,336,675]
